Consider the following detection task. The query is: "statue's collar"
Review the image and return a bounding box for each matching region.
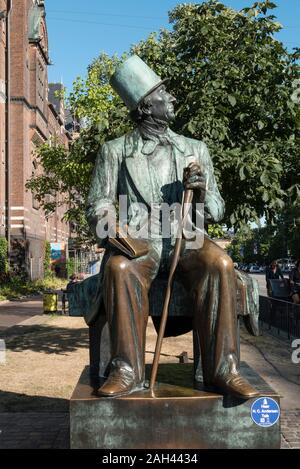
[124,127,186,157]
[138,119,169,140]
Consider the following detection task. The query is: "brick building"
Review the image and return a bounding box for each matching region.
[0,0,8,240]
[0,0,73,279]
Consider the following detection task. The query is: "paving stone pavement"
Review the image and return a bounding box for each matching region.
[0,412,70,449]
[281,410,300,449]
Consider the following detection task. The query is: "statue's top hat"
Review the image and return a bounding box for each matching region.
[110,55,168,111]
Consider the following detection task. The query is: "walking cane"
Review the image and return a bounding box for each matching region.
[149,187,194,397]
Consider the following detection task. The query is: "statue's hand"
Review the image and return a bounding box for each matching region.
[183,162,206,194]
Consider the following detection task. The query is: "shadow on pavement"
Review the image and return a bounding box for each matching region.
[0,389,69,412]
[0,324,89,355]
[0,390,70,449]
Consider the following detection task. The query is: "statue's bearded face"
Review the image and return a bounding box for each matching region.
[145,84,176,122]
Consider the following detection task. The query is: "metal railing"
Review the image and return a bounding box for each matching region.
[259,295,300,339]
[68,250,104,276]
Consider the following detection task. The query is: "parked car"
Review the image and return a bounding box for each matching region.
[276,258,294,273]
[282,264,293,273]
[249,265,261,273]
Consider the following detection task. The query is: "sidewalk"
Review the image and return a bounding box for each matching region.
[0,310,299,449]
[240,328,300,448]
[0,296,43,331]
[0,289,66,332]
[0,412,69,449]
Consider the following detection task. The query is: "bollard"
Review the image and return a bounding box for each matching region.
[178,351,189,364]
[0,339,6,364]
[43,291,58,314]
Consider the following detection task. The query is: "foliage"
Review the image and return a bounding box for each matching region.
[228,207,300,264]
[66,258,75,278]
[44,240,52,278]
[26,138,94,241]
[207,224,228,238]
[269,206,300,259]
[133,0,300,228]
[10,239,28,279]
[227,225,273,264]
[0,238,9,276]
[0,276,67,302]
[26,1,300,239]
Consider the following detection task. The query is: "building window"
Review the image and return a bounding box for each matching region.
[36,59,46,113]
[32,159,39,210]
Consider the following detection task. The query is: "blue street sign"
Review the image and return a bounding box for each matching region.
[251,397,280,427]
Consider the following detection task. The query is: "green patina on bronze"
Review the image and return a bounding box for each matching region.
[110,55,168,111]
[28,1,45,42]
[84,127,224,325]
[70,364,280,449]
[80,55,262,402]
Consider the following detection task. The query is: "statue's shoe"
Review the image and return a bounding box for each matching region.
[209,373,260,400]
[97,367,136,398]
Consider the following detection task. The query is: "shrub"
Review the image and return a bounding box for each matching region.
[0,238,9,275]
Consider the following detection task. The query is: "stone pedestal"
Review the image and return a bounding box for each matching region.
[70,363,281,449]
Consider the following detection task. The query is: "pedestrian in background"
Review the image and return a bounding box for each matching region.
[289,260,300,304]
[266,260,284,296]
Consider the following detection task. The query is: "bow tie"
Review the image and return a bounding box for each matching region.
[141,134,174,155]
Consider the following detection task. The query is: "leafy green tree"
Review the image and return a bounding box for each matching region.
[27,0,300,240]
[228,209,300,264]
[133,0,300,227]
[268,206,300,259]
[66,258,75,278]
[44,240,52,278]
[207,224,228,238]
[0,238,9,276]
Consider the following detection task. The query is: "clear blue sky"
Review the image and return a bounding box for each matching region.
[46,0,300,92]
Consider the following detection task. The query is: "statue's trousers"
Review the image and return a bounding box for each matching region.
[103,236,239,385]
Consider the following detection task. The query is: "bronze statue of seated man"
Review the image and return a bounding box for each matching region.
[85,55,259,400]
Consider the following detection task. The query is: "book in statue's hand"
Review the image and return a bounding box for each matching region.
[108,229,149,259]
